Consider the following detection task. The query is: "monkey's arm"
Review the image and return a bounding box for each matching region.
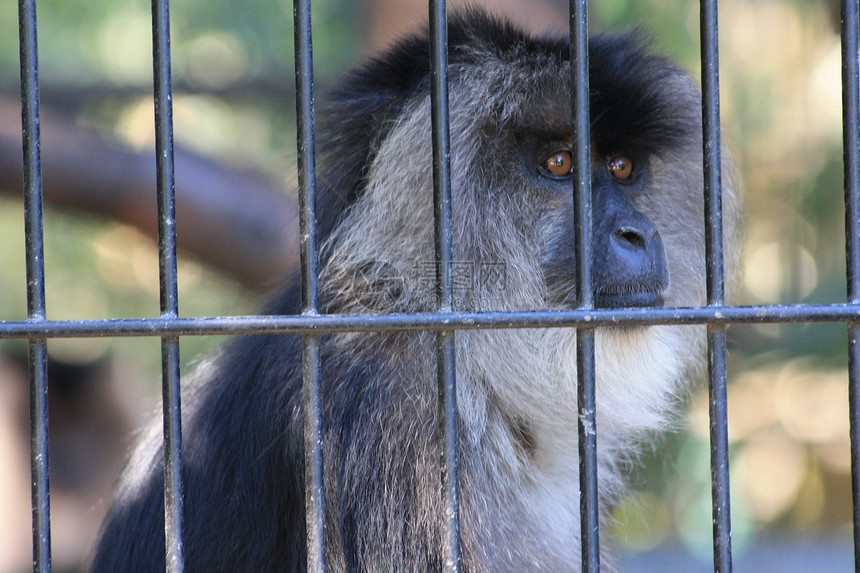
[90,332,307,573]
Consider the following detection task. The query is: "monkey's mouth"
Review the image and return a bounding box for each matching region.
[594,288,664,309]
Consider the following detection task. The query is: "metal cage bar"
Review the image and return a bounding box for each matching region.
[568,1,599,571]
[3,302,860,340]
[293,0,328,571]
[842,0,860,570]
[428,1,462,570]
[700,0,733,571]
[18,1,51,571]
[150,0,185,570]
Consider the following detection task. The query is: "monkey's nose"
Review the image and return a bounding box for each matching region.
[611,226,649,251]
[607,220,662,276]
[594,218,668,308]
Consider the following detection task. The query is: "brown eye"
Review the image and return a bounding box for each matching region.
[607,155,634,180]
[542,150,573,178]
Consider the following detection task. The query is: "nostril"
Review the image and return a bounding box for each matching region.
[613,227,646,249]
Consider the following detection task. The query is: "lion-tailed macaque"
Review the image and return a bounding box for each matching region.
[91,9,739,572]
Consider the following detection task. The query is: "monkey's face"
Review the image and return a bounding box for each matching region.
[454,49,707,314]
[524,142,669,309]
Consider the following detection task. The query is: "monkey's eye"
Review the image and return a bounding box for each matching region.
[607,155,634,181]
[540,150,573,179]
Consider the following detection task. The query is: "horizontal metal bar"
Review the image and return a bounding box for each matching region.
[1,303,859,339]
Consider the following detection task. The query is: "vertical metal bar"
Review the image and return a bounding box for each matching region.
[569,1,599,571]
[841,1,860,570]
[18,1,51,571]
[293,1,326,571]
[428,1,461,571]
[706,326,731,570]
[700,1,732,571]
[151,1,185,570]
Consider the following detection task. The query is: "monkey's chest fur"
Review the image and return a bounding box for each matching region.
[276,324,685,572]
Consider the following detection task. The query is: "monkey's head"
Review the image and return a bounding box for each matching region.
[318,11,739,438]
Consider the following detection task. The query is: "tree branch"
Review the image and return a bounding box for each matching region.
[0,99,299,290]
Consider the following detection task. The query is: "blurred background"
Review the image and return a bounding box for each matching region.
[0,0,854,571]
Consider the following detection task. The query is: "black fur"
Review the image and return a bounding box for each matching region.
[317,11,692,244]
[91,11,700,572]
